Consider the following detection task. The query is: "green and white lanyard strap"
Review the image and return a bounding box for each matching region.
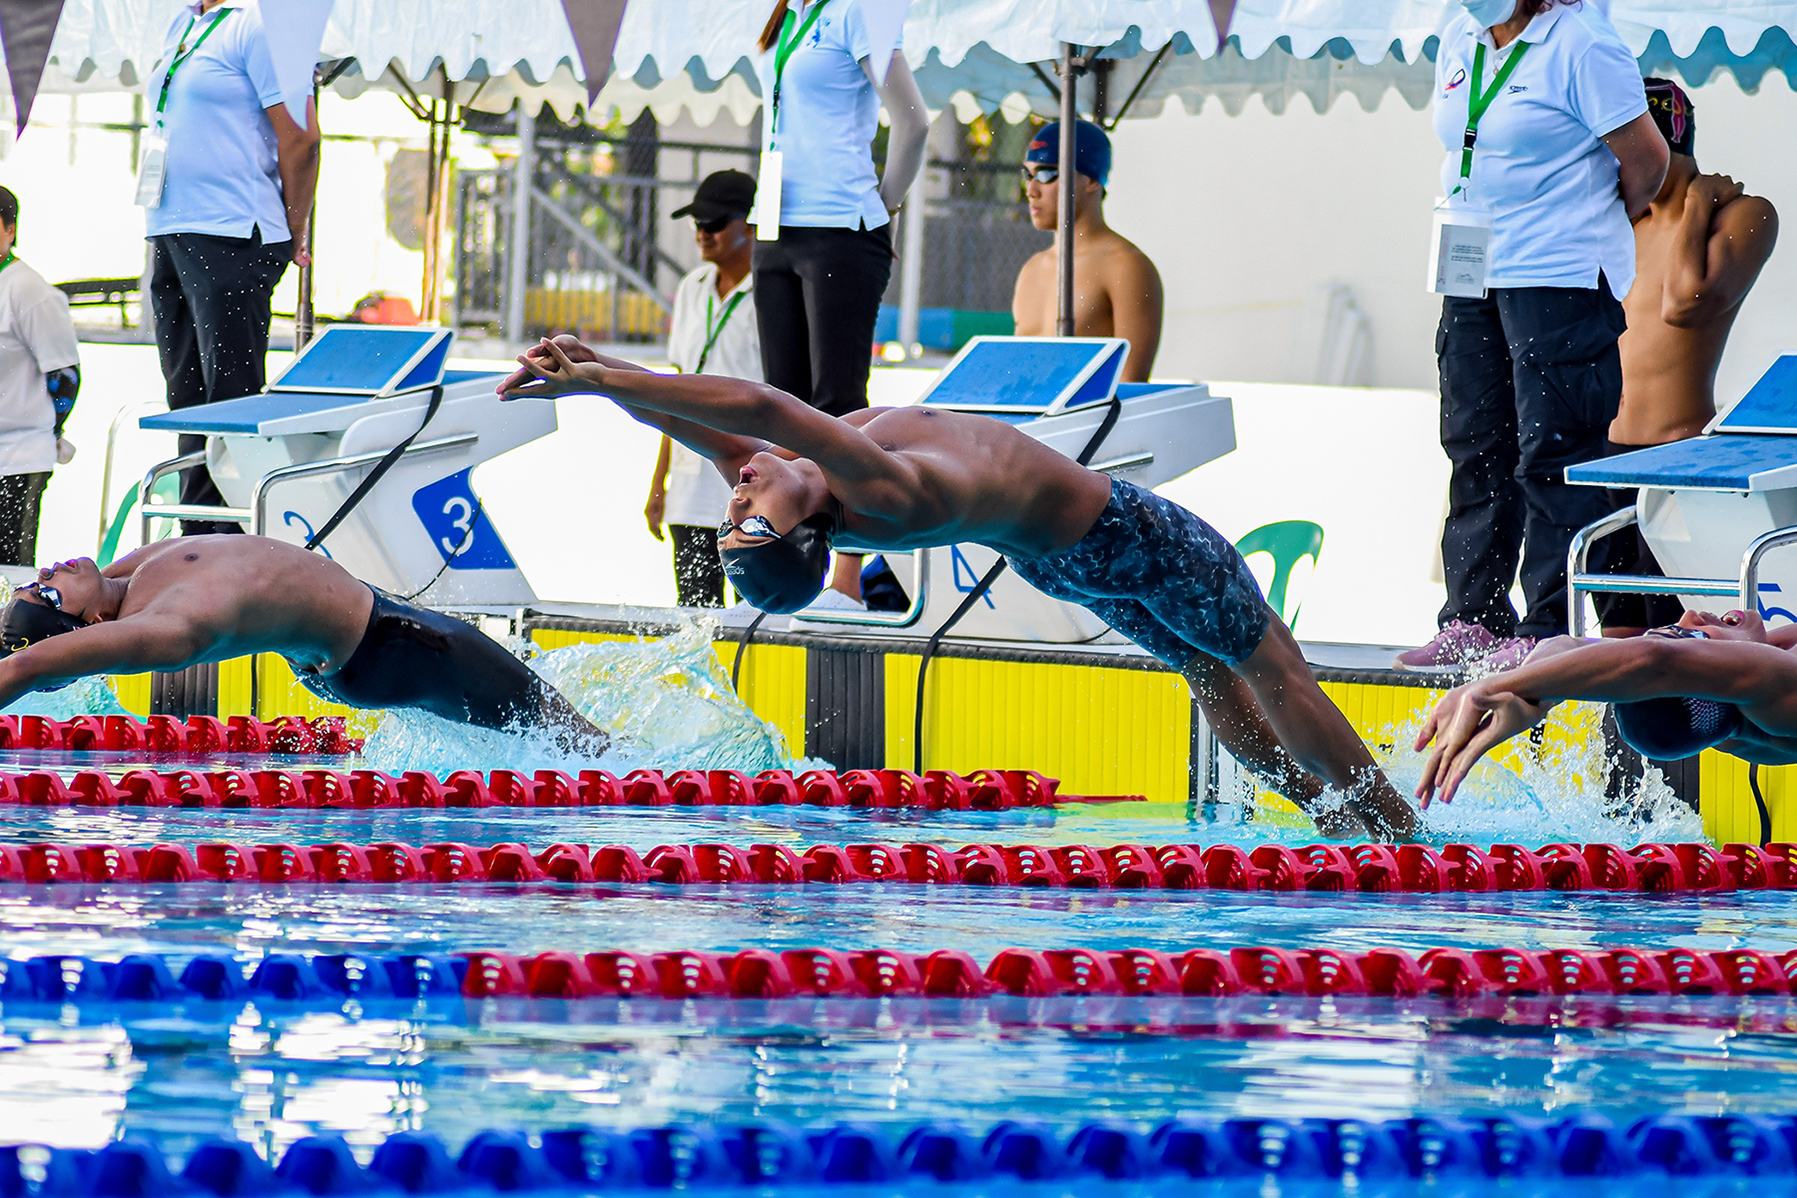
[0,253,16,278]
[767,0,831,152]
[155,7,233,131]
[1453,39,1531,198]
[695,287,748,375]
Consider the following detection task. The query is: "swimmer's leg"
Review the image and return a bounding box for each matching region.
[1218,619,1417,841]
[1180,650,1364,839]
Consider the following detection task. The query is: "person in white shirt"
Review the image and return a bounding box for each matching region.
[0,187,79,566]
[139,0,320,534]
[646,171,763,607]
[751,0,928,602]
[1396,0,1669,676]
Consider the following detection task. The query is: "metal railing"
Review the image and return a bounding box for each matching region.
[791,549,931,629]
[1565,506,1797,637]
[138,435,478,545]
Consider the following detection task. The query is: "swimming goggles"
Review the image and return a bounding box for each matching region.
[1021,166,1060,186]
[718,515,780,541]
[24,583,64,611]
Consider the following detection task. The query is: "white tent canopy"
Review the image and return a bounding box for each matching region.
[21,0,1797,122]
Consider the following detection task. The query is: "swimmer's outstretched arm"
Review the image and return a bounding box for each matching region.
[507,337,917,496]
[498,336,767,474]
[1415,635,1797,804]
[0,615,207,710]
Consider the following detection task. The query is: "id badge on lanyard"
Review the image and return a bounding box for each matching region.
[135,134,169,209]
[1426,38,1528,299]
[1427,197,1493,298]
[756,0,831,241]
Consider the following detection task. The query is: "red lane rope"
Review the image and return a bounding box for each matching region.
[0,766,1139,810]
[0,714,361,756]
[461,944,1797,999]
[1,839,1788,893]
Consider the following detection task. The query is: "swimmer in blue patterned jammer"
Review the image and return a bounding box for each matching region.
[502,336,1417,841]
[0,537,608,756]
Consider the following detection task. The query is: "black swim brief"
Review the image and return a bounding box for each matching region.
[292,587,557,732]
[1009,478,1270,667]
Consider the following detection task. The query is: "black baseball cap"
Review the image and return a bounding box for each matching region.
[671,170,757,223]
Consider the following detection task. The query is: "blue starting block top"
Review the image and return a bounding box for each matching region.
[140,371,504,437]
[918,336,1127,414]
[270,325,453,396]
[1708,354,1797,435]
[1566,434,1797,492]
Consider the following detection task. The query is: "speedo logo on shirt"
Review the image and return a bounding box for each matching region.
[1508,84,1528,94]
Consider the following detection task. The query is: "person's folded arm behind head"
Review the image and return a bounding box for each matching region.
[0,614,209,708]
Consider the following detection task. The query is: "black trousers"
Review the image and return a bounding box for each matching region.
[0,471,49,565]
[670,523,725,608]
[753,224,892,417]
[1436,282,1626,640]
[149,230,290,534]
[1597,438,1686,631]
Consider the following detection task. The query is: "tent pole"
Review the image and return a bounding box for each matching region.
[1055,43,1077,337]
[507,102,535,345]
[295,79,320,350]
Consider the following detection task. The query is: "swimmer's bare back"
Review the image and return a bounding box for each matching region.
[98,537,375,673]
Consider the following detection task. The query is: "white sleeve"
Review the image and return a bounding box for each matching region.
[15,289,78,374]
[1569,32,1649,139]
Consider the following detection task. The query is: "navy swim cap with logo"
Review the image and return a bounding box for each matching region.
[718,513,835,614]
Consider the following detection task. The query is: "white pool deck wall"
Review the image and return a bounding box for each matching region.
[12,76,1797,649]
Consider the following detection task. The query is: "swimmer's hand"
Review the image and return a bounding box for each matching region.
[502,337,609,400]
[1414,683,1553,807]
[497,335,598,399]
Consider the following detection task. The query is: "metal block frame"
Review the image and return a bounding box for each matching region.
[1565,505,1797,637]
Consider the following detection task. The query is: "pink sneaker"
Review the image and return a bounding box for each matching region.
[1392,620,1498,673]
[1477,636,1539,674]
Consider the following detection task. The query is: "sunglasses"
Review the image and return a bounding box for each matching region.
[694,214,741,234]
[1020,166,1060,186]
[718,514,780,542]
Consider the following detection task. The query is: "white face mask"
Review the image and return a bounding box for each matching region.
[1460,0,1519,28]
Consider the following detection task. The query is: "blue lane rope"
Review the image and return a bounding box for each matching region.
[9,1113,1797,1192]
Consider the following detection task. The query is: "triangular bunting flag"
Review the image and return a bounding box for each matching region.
[860,0,911,86]
[259,0,335,128]
[1209,0,1236,49]
[561,0,628,104]
[0,0,66,136]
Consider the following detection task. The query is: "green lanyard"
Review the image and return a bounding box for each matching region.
[156,8,233,128]
[768,0,831,149]
[696,287,748,375]
[0,253,16,278]
[1455,39,1531,195]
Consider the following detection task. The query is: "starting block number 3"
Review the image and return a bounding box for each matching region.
[410,469,516,571]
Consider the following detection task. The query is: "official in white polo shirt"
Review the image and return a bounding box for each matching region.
[1397,0,1669,675]
[750,0,927,602]
[0,188,79,567]
[138,0,321,534]
[645,171,762,608]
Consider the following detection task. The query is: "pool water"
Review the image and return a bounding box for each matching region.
[0,629,1782,1185]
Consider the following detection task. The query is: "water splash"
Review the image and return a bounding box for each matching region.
[356,616,810,777]
[1214,699,1705,845]
[0,677,129,721]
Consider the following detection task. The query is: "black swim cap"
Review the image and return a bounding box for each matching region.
[1613,695,1743,761]
[718,513,834,614]
[1643,77,1696,157]
[0,592,86,691]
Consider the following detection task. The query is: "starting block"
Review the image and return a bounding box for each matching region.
[1566,355,1797,633]
[138,327,555,606]
[791,336,1237,643]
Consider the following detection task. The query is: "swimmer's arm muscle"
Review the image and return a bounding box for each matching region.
[1109,252,1164,384]
[0,616,209,706]
[1501,637,1797,730]
[1664,192,1778,327]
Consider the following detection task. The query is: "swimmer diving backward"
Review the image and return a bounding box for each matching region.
[499,336,1418,842]
[1415,610,1797,806]
[0,537,608,757]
